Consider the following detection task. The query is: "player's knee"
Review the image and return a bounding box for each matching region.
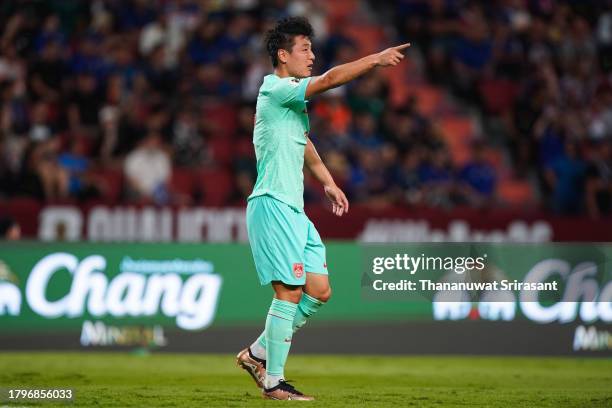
[274,284,303,303]
[314,286,332,303]
[286,287,303,304]
[322,286,332,302]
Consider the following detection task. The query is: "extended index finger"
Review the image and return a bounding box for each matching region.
[394,42,411,51]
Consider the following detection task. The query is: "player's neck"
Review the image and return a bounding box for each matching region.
[274,66,290,78]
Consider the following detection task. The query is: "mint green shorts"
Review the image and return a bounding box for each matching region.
[246,195,328,286]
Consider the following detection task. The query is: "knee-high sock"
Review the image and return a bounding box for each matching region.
[264,298,297,385]
[251,293,324,360]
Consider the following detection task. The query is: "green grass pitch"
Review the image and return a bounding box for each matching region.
[0,352,610,407]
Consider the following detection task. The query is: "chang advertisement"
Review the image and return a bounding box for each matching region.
[1,242,611,355]
[25,253,221,330]
[0,244,228,348]
[432,259,612,324]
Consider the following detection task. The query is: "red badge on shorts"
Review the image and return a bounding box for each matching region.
[293,263,304,278]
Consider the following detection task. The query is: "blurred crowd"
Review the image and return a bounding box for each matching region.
[393,0,612,216]
[0,0,610,218]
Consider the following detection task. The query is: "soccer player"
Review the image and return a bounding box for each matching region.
[236,16,410,400]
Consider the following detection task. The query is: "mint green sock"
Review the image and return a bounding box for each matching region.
[265,298,298,379]
[292,292,324,331]
[252,293,324,360]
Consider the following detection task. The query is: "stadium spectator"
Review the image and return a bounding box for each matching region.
[456,142,497,208]
[58,136,101,200]
[68,72,102,134]
[172,109,209,167]
[418,148,454,208]
[124,131,171,204]
[28,101,53,142]
[28,40,64,102]
[451,3,493,101]
[586,140,612,219]
[143,45,178,98]
[350,112,384,151]
[546,141,587,215]
[349,149,395,205]
[312,91,352,136]
[398,148,424,205]
[586,85,612,141]
[347,71,388,119]
[17,137,68,201]
[383,98,432,153]
[0,216,21,240]
[69,35,109,83]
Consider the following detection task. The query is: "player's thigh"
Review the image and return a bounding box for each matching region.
[247,196,308,286]
[303,219,328,274]
[303,218,331,301]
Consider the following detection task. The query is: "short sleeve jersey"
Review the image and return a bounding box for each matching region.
[248,74,312,211]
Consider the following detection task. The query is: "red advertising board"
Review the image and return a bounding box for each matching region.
[1,200,610,242]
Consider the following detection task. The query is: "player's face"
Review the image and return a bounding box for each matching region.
[286,35,315,78]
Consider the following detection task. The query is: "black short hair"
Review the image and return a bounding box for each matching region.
[265,17,314,67]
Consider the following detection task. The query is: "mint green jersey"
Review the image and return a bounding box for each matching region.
[248,74,312,211]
